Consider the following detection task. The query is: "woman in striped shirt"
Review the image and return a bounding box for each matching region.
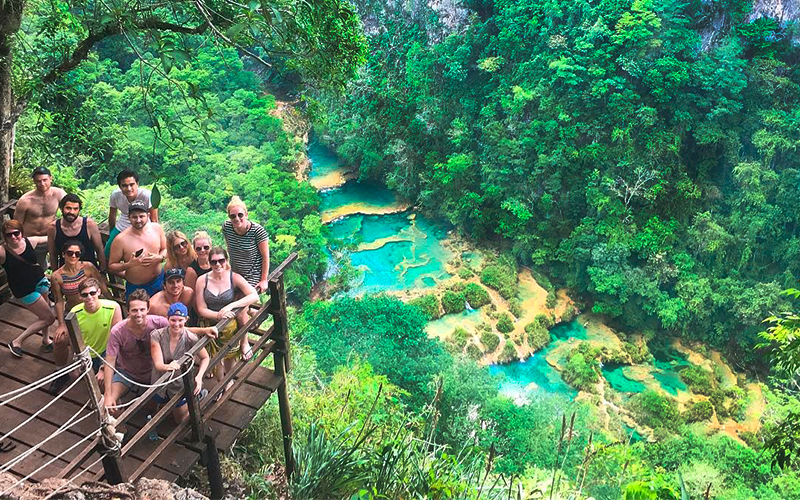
[221,196,270,293]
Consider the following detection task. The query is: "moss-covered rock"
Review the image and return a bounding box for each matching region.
[496,312,514,333]
[499,341,518,363]
[442,290,466,314]
[408,294,441,320]
[463,283,491,308]
[480,330,500,353]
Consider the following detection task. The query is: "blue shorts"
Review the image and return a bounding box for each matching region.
[104,226,121,259]
[19,277,50,305]
[111,367,147,395]
[125,271,164,300]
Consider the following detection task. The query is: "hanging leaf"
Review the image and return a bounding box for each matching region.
[151,182,162,209]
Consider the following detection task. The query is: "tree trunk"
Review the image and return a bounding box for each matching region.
[0,0,24,204]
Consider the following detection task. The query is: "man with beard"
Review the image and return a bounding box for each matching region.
[13,167,67,267]
[47,193,106,271]
[108,200,167,299]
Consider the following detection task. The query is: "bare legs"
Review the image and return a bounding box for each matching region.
[11,295,55,350]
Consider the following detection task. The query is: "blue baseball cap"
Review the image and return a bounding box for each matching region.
[167,302,189,318]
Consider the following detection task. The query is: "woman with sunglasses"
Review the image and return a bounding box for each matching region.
[1,220,56,357]
[195,247,259,394]
[51,239,110,346]
[165,230,196,273]
[185,230,212,291]
[221,196,269,293]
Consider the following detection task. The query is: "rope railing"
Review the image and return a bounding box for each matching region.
[0,358,83,407]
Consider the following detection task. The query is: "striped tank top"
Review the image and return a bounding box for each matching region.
[61,267,86,297]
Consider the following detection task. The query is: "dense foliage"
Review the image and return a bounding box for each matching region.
[315,0,799,364]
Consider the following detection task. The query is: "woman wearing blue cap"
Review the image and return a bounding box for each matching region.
[150,302,210,424]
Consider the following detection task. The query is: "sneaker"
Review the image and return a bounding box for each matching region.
[8,343,22,358]
[47,374,71,395]
[197,388,209,401]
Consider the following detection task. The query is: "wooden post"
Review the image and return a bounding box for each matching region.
[65,312,124,484]
[180,354,224,499]
[181,356,205,444]
[268,276,295,477]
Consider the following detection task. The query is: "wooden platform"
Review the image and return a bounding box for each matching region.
[0,300,282,484]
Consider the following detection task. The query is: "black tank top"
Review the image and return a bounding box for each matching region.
[55,217,97,268]
[3,239,46,298]
[189,260,211,278]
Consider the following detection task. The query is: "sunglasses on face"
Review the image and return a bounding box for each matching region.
[64,250,81,258]
[228,212,246,220]
[173,240,188,251]
[195,245,210,252]
[4,230,21,238]
[80,289,99,298]
[210,258,226,266]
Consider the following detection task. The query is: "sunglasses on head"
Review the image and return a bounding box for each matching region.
[64,250,81,258]
[173,240,188,251]
[195,245,210,252]
[80,289,99,298]
[210,257,226,266]
[4,230,21,238]
[228,212,246,220]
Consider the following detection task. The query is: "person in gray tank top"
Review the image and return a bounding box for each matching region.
[194,247,259,397]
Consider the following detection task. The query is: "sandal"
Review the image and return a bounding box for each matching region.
[41,340,54,353]
[8,343,22,358]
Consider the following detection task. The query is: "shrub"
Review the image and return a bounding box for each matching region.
[499,342,517,363]
[562,350,599,392]
[466,343,482,360]
[463,283,491,308]
[683,401,714,422]
[508,299,523,318]
[628,390,683,432]
[480,264,517,300]
[441,290,466,314]
[622,340,651,364]
[680,366,715,396]
[530,269,554,293]
[534,313,554,328]
[458,267,474,279]
[451,328,469,350]
[496,313,514,333]
[545,290,557,309]
[524,321,550,351]
[709,389,728,418]
[408,294,441,320]
[480,331,500,353]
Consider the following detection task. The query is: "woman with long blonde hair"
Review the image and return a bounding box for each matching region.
[165,230,196,272]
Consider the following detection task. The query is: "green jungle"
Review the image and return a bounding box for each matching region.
[4,0,800,498]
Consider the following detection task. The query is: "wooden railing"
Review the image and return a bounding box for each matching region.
[56,252,298,497]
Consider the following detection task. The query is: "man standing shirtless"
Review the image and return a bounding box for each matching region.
[149,268,195,320]
[14,167,66,267]
[108,200,167,299]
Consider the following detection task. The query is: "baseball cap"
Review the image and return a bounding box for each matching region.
[167,302,189,318]
[129,200,148,213]
[32,167,52,178]
[165,268,185,281]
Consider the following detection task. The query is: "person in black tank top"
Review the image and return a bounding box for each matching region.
[1,220,56,357]
[48,194,106,271]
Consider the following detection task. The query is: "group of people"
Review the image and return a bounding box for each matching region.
[1,167,271,423]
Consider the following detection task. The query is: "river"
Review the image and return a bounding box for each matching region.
[308,141,761,441]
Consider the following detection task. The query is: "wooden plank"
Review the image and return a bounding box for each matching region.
[0,439,72,483]
[244,366,282,392]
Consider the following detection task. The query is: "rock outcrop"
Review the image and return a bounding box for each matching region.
[0,475,208,500]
